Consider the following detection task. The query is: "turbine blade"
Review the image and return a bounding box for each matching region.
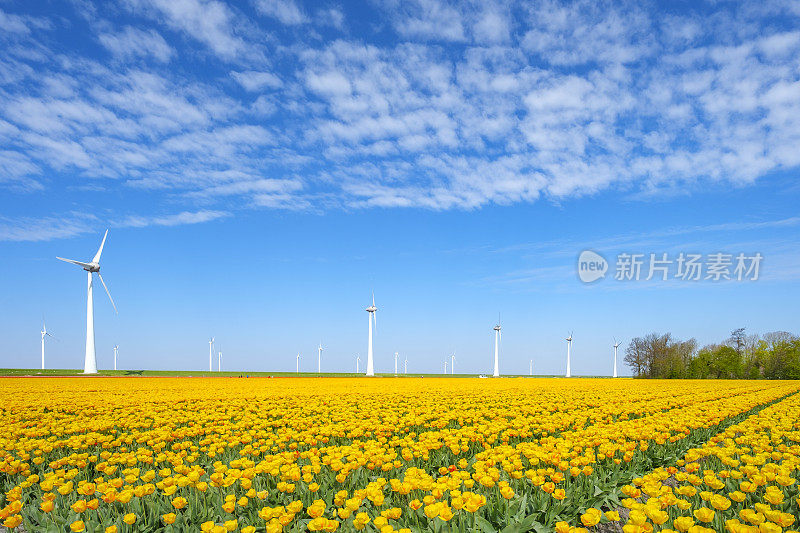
[97,273,118,314]
[57,257,94,269]
[372,291,375,307]
[93,229,108,263]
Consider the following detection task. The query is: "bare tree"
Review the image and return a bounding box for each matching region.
[728,328,746,355]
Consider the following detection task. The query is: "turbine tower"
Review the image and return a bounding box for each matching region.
[296,353,300,374]
[113,345,119,371]
[529,359,533,376]
[394,352,398,376]
[451,352,455,375]
[57,229,117,374]
[444,360,447,374]
[404,355,408,374]
[365,294,377,376]
[492,316,501,377]
[613,339,621,378]
[218,348,222,372]
[209,337,215,372]
[565,332,573,378]
[318,342,323,374]
[356,354,360,374]
[40,319,53,370]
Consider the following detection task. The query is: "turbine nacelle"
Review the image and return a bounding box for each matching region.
[366,305,377,312]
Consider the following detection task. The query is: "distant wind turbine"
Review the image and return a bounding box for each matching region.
[318,342,323,374]
[404,355,408,374]
[296,352,300,374]
[565,332,573,378]
[209,337,215,372]
[113,345,119,371]
[451,352,455,375]
[356,354,360,374]
[365,293,377,376]
[444,360,447,374]
[394,352,398,376]
[57,229,117,374]
[493,315,501,377]
[218,347,222,372]
[40,318,53,370]
[529,359,533,376]
[613,339,621,378]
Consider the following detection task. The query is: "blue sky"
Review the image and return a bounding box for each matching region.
[1,0,799,375]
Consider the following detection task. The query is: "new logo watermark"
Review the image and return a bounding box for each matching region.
[577,250,608,283]
[577,251,762,283]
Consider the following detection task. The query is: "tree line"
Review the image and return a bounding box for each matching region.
[624,328,800,379]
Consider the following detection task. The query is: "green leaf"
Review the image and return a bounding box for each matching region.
[500,514,538,533]
[529,521,549,533]
[475,515,497,533]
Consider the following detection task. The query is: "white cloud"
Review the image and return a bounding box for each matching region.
[116,209,229,228]
[123,0,247,59]
[1,0,800,217]
[315,7,344,30]
[387,0,466,42]
[472,9,510,44]
[254,0,308,25]
[0,9,51,35]
[230,70,283,91]
[98,26,174,62]
[0,215,94,242]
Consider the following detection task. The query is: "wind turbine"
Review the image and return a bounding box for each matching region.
[529,359,533,376]
[209,338,215,372]
[613,338,621,378]
[318,342,323,374]
[57,229,117,374]
[296,353,300,374]
[365,294,377,376]
[356,354,360,374]
[113,345,119,371]
[218,347,222,372]
[492,315,501,377]
[451,352,455,375]
[565,332,573,378]
[444,360,447,374]
[40,319,53,370]
[394,352,398,376]
[404,355,408,374]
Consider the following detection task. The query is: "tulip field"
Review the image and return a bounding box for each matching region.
[1,378,799,533]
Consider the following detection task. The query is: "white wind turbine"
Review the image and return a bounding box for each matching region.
[565,332,573,378]
[296,353,300,374]
[209,337,215,372]
[394,352,398,376]
[218,347,222,372]
[57,229,117,374]
[404,355,408,374]
[113,345,119,371]
[356,354,360,374]
[365,294,377,376]
[613,338,621,378]
[40,318,53,370]
[492,315,501,377]
[318,342,323,374]
[444,360,447,374]
[451,352,455,375]
[529,359,533,376]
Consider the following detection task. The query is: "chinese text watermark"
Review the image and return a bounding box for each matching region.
[578,251,762,283]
